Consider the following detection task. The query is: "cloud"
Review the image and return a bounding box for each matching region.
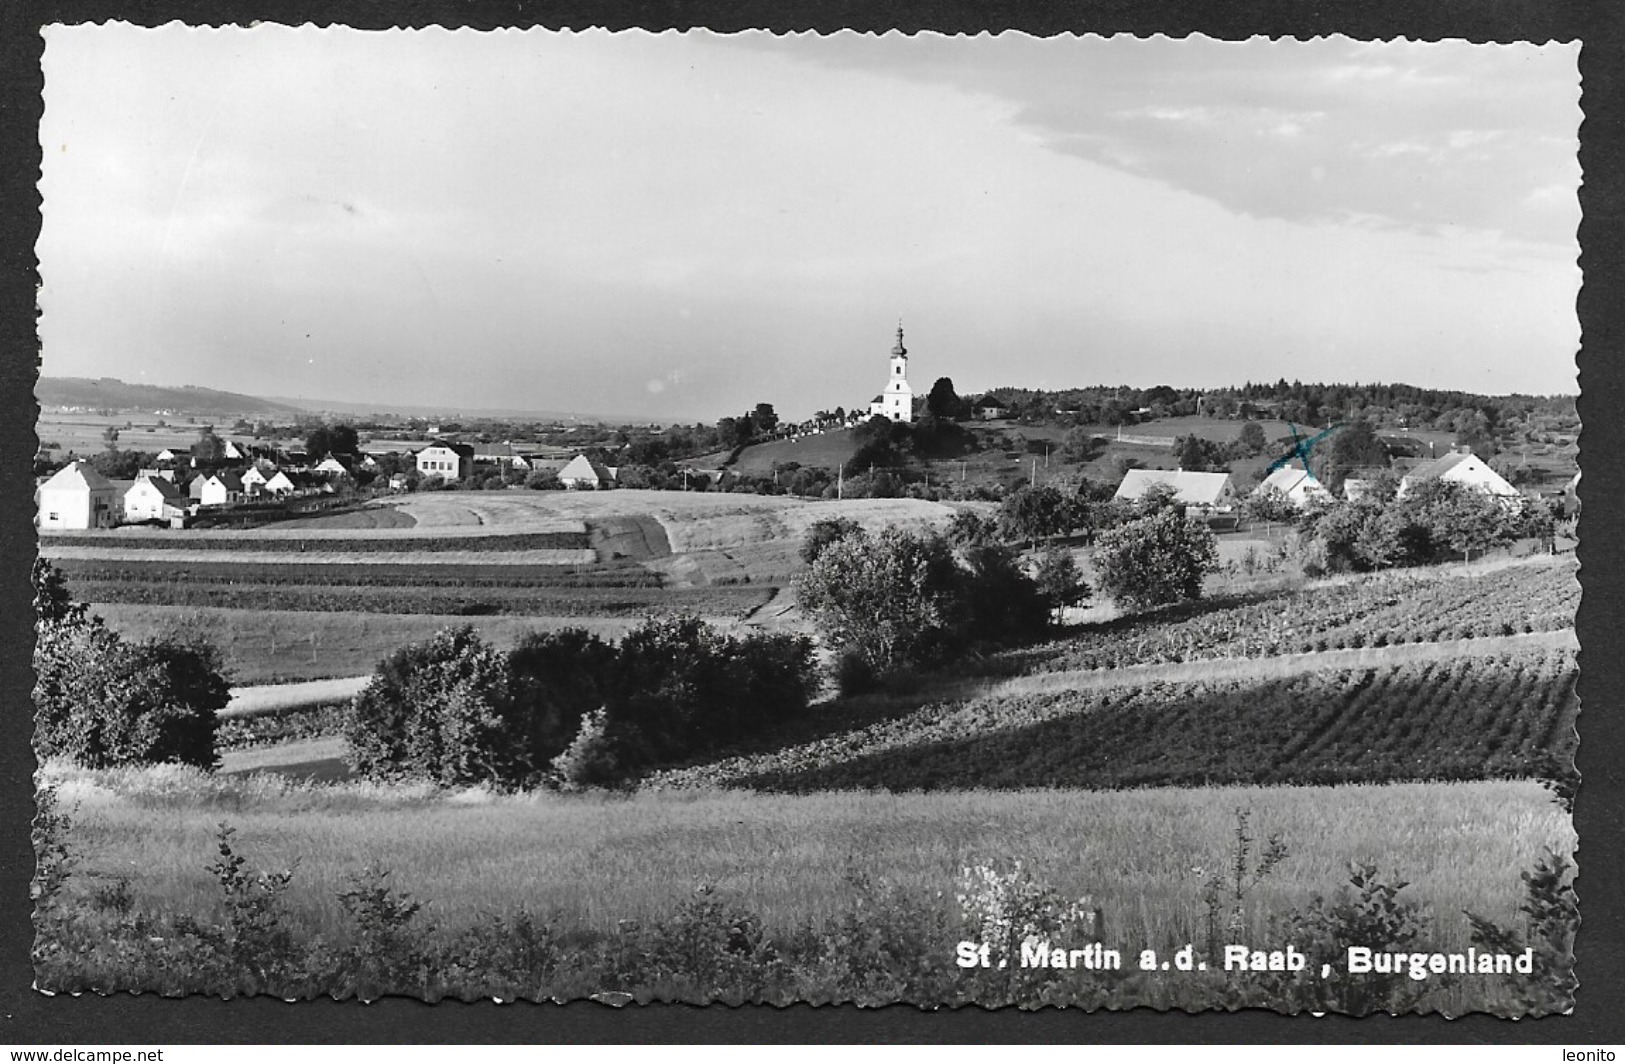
[733,35,1579,247]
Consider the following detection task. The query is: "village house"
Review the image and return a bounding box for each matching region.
[312,454,355,478]
[123,473,187,523]
[971,395,1009,420]
[415,440,475,483]
[265,470,318,497]
[36,461,119,530]
[1397,447,1520,501]
[472,442,534,470]
[1253,464,1333,509]
[199,471,247,507]
[1114,468,1237,512]
[240,465,272,494]
[558,454,617,490]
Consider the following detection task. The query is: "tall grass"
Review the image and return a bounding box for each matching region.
[47,762,1571,960]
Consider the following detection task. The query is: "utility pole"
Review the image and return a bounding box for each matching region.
[961,461,966,483]
[837,463,843,499]
[1031,458,1037,487]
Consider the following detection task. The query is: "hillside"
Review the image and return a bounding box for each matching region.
[38,377,302,417]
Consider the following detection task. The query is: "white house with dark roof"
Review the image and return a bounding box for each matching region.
[1397,448,1519,500]
[415,440,474,482]
[37,461,119,530]
[199,471,246,507]
[558,454,617,490]
[1254,464,1333,509]
[124,473,186,522]
[971,395,1008,420]
[1114,468,1237,511]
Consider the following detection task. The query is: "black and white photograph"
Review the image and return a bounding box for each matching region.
[27,25,1583,1018]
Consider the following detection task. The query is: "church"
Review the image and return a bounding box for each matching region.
[868,323,914,422]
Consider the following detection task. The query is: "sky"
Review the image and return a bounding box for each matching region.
[36,27,1581,422]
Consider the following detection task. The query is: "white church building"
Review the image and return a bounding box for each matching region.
[868,324,914,422]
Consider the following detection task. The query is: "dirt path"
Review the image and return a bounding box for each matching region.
[992,629,1578,700]
[223,675,372,717]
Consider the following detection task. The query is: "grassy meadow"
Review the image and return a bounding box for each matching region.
[46,760,1571,961]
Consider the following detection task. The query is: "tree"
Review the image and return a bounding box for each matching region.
[1320,418,1388,493]
[101,425,120,452]
[1242,486,1299,526]
[32,560,226,771]
[1092,507,1219,611]
[997,485,1079,545]
[795,528,966,674]
[946,509,1000,548]
[306,423,361,459]
[1237,421,1267,457]
[752,403,779,436]
[192,426,226,464]
[799,516,865,564]
[345,626,525,786]
[926,377,963,420]
[1032,545,1089,624]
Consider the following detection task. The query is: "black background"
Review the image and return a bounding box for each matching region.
[0,0,1618,1045]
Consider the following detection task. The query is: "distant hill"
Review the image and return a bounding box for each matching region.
[38,378,302,417]
[264,395,622,422]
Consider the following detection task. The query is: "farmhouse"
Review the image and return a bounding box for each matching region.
[199,471,246,507]
[558,454,617,490]
[1254,464,1332,509]
[123,473,186,522]
[1114,469,1237,512]
[313,454,355,477]
[1398,448,1519,500]
[265,470,318,496]
[416,440,475,483]
[971,395,1008,420]
[36,461,118,530]
[868,323,914,422]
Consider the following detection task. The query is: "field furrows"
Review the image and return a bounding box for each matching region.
[651,646,1577,793]
[54,557,650,586]
[41,529,590,552]
[1002,559,1577,675]
[70,580,774,617]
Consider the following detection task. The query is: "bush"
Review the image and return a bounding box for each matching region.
[1092,507,1218,611]
[508,628,617,764]
[795,528,967,675]
[34,613,227,771]
[799,517,865,565]
[551,708,626,787]
[345,626,524,786]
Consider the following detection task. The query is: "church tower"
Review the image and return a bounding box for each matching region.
[869,322,914,422]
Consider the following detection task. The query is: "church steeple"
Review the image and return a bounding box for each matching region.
[892,321,907,359]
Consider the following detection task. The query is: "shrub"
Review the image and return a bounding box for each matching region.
[508,628,617,764]
[345,626,524,786]
[795,528,967,674]
[798,517,865,565]
[1463,849,1577,1016]
[34,615,226,771]
[551,708,625,787]
[1092,507,1218,611]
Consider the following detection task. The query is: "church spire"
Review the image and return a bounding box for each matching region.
[892,320,907,359]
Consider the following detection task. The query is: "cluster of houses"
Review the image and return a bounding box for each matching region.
[413,441,618,490]
[35,436,624,531]
[1110,446,1526,518]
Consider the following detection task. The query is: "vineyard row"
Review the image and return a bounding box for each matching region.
[68,580,774,619]
[659,648,1579,795]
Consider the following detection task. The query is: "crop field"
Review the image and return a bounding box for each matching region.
[92,605,670,684]
[1000,557,1578,674]
[44,761,1571,970]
